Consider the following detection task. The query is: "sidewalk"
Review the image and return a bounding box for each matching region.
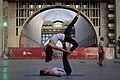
[0,59,120,80]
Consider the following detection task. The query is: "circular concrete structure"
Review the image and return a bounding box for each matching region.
[19,5,97,47]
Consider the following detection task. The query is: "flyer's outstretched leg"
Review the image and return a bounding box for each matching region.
[62,11,81,74]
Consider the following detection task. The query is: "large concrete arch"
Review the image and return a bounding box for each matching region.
[19,5,98,47]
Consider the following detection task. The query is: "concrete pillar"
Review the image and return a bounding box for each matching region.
[115,0,120,58]
[0,0,3,57]
[100,2,108,47]
[116,0,120,40]
[7,2,17,47]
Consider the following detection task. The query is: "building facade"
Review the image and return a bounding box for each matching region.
[0,0,120,58]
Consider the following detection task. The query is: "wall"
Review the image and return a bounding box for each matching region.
[1,47,115,59]
[0,0,3,57]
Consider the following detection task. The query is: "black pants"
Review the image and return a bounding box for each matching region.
[62,44,72,75]
[63,16,78,75]
[64,16,78,52]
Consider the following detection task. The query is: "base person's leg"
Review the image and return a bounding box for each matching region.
[62,44,72,75]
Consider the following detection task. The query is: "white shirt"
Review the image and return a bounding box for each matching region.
[50,33,65,44]
[51,67,66,75]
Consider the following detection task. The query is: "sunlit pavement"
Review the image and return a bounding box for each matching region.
[0,59,120,80]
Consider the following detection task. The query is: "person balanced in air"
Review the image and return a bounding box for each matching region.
[44,11,81,62]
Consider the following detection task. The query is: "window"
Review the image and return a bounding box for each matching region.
[16,2,43,27]
[16,28,18,36]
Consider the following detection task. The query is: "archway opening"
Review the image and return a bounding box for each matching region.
[19,6,97,47]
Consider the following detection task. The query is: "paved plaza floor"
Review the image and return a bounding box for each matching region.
[0,59,120,80]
